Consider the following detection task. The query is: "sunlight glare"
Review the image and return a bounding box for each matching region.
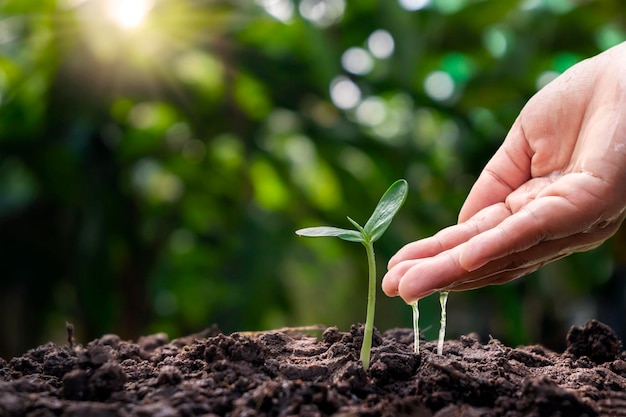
[105,0,154,29]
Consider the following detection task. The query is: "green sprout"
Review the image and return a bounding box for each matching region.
[296,179,408,370]
[437,291,449,355]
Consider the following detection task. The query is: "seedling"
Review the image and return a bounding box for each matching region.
[296,179,408,370]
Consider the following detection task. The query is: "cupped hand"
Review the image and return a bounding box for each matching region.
[382,42,626,304]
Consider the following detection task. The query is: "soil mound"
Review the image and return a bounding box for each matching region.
[1,320,625,416]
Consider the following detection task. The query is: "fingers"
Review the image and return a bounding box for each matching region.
[383,180,618,302]
[458,175,611,272]
[387,203,512,269]
[436,216,619,293]
[382,203,512,297]
[387,206,621,304]
[392,225,614,304]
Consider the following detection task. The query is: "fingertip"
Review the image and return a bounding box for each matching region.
[396,267,432,304]
[381,267,400,297]
[381,262,414,297]
[382,259,423,297]
[396,249,470,302]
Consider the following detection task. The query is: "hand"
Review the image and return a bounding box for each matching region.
[382,42,626,304]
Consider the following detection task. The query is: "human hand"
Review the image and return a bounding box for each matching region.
[383,42,626,304]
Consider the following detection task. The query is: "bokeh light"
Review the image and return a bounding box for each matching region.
[330,76,361,110]
[424,71,455,102]
[355,96,387,127]
[442,52,475,83]
[258,0,295,22]
[341,47,374,75]
[433,0,466,14]
[543,0,575,14]
[398,0,430,12]
[595,24,626,50]
[483,26,512,58]
[131,159,184,204]
[367,30,395,59]
[299,0,346,27]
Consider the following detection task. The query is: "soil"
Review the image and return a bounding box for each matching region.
[1,319,626,417]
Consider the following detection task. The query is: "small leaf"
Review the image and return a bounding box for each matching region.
[363,179,408,242]
[347,217,366,235]
[296,226,365,243]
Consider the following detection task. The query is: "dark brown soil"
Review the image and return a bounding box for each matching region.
[1,319,626,416]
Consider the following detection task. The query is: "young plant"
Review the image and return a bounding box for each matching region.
[295,179,408,370]
[437,291,449,355]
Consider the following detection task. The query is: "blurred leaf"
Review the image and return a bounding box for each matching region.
[234,72,272,120]
[249,157,289,210]
[0,157,38,213]
[174,51,224,99]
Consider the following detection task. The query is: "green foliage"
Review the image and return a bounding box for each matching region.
[0,0,624,358]
[296,179,408,369]
[297,179,408,244]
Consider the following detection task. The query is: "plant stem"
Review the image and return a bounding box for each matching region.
[437,291,449,355]
[411,301,419,355]
[360,241,376,370]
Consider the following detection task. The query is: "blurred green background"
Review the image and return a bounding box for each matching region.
[1,0,625,359]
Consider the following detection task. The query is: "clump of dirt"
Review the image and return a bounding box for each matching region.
[1,320,625,416]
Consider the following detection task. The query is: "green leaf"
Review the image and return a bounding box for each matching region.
[363,179,408,242]
[347,216,365,235]
[295,226,365,243]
